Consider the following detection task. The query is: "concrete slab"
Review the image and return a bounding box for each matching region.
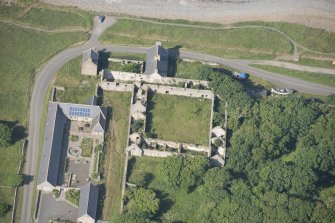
[37,192,78,223]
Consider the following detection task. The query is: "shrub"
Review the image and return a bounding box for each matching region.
[52,189,60,198]
[0,203,9,217]
[65,189,80,206]
[0,123,12,147]
[70,135,79,142]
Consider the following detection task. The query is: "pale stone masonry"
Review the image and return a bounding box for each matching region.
[82,48,99,76]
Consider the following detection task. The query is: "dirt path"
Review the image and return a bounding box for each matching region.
[0,19,89,33]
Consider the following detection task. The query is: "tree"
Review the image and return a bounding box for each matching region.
[0,203,9,217]
[126,188,160,218]
[114,212,155,223]
[0,123,12,147]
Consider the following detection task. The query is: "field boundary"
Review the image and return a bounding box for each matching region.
[11,139,27,223]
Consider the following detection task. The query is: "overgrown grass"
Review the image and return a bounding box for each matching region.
[0,187,16,222]
[108,62,142,73]
[0,24,89,125]
[0,4,93,30]
[101,91,132,220]
[236,21,335,54]
[251,64,335,87]
[100,19,292,59]
[17,7,93,29]
[0,4,24,19]
[80,138,93,157]
[54,56,99,104]
[65,189,80,207]
[146,93,211,145]
[0,141,22,222]
[110,52,145,61]
[127,156,214,222]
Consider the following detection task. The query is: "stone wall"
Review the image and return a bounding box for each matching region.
[143,149,176,157]
[145,84,214,99]
[101,69,209,87]
[98,81,134,92]
[144,138,208,152]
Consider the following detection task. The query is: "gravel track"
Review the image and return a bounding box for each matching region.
[40,0,335,31]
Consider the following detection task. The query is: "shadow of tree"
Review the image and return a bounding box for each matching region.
[0,120,27,144]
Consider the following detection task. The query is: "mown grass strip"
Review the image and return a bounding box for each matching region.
[251,64,335,87]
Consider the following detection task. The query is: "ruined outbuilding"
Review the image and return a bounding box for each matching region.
[82,48,99,76]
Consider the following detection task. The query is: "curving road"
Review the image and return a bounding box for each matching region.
[20,16,335,223]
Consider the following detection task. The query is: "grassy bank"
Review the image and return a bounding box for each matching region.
[146,93,212,145]
[0,3,93,29]
[251,64,335,87]
[100,19,292,59]
[236,21,335,54]
[290,58,335,69]
[0,23,89,124]
[101,91,132,220]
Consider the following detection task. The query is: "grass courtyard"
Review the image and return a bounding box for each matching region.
[100,91,132,221]
[146,93,212,145]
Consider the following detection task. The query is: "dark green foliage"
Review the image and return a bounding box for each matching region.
[131,120,144,133]
[0,123,12,147]
[125,188,160,218]
[65,189,80,206]
[0,203,9,217]
[123,70,335,222]
[161,155,208,192]
[114,212,155,223]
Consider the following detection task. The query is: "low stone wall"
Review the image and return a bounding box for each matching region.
[145,84,214,99]
[98,81,134,92]
[101,69,209,87]
[145,138,208,152]
[143,149,176,157]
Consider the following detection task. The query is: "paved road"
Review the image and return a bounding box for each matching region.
[19,16,117,223]
[20,16,335,223]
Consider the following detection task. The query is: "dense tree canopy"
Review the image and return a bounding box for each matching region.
[119,68,335,222]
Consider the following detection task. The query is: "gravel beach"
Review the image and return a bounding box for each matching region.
[40,0,335,31]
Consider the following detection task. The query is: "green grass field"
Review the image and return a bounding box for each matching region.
[236,21,335,54]
[17,7,93,29]
[290,57,335,69]
[0,141,22,222]
[251,64,335,87]
[0,24,89,125]
[127,156,215,222]
[0,4,93,29]
[101,91,132,220]
[146,93,211,145]
[0,11,90,221]
[100,19,293,59]
[54,56,99,104]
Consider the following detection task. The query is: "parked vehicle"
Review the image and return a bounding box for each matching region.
[99,15,105,23]
[232,72,247,80]
[271,88,294,95]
